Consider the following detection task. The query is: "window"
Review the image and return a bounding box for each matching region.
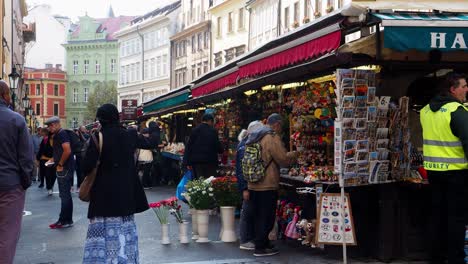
[197,63,202,76]
[315,0,321,16]
[238,8,244,29]
[228,12,233,33]
[203,61,208,73]
[53,103,59,116]
[73,60,78,74]
[204,32,209,49]
[198,33,202,50]
[84,88,89,103]
[217,17,222,37]
[84,60,89,74]
[182,71,186,84]
[35,103,40,115]
[36,84,40,95]
[130,64,135,82]
[157,30,161,46]
[136,62,141,81]
[120,66,125,84]
[294,2,300,23]
[284,7,290,29]
[157,57,161,77]
[191,66,195,79]
[162,55,168,76]
[150,59,156,79]
[192,35,196,53]
[95,61,101,74]
[111,59,116,73]
[304,0,310,19]
[54,84,59,96]
[144,60,149,80]
[25,84,29,95]
[73,88,78,103]
[182,40,187,55]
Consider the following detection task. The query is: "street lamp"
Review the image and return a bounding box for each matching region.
[22,94,30,109]
[8,67,20,110]
[27,107,33,116]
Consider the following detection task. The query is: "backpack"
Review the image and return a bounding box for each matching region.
[63,129,84,155]
[242,142,273,183]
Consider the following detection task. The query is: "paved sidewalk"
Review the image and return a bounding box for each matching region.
[15,183,426,264]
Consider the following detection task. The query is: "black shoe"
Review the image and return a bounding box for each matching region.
[38,184,44,188]
[253,248,279,257]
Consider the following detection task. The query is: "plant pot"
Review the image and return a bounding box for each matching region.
[190,209,199,240]
[179,221,190,244]
[161,223,170,245]
[196,210,210,243]
[220,206,237,242]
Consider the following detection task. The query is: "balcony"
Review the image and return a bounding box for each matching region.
[22,23,36,43]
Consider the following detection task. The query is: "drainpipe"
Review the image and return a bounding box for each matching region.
[136,25,145,105]
[277,0,281,37]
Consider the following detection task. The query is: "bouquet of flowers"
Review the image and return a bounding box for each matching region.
[149,201,169,224]
[164,197,183,223]
[211,176,241,207]
[184,179,216,210]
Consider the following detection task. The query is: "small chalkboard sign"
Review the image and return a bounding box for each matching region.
[315,193,357,245]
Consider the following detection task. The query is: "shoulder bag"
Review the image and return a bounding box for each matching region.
[79,132,103,202]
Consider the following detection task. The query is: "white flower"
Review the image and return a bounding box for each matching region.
[202,191,206,194]
[209,193,213,197]
[208,187,213,192]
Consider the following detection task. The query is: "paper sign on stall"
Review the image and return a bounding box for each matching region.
[315,193,356,245]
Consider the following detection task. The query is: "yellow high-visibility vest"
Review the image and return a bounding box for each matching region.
[420,102,468,171]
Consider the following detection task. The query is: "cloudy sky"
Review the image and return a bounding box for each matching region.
[27,0,177,21]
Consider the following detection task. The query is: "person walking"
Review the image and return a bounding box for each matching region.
[237,121,264,250]
[45,116,74,229]
[0,80,34,264]
[81,104,159,264]
[245,113,297,257]
[184,113,223,179]
[31,127,42,183]
[420,72,468,264]
[137,128,156,189]
[75,126,89,192]
[37,128,56,195]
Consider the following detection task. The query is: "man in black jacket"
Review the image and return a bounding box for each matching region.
[184,113,223,179]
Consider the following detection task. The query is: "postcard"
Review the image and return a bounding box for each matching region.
[355,118,367,129]
[355,107,367,118]
[367,87,376,103]
[343,118,355,128]
[344,140,357,151]
[343,128,356,141]
[356,128,368,140]
[377,139,389,149]
[367,106,377,122]
[376,128,389,139]
[369,152,378,161]
[356,151,369,162]
[342,108,355,119]
[357,140,369,151]
[355,96,367,108]
[344,149,356,162]
[342,96,355,108]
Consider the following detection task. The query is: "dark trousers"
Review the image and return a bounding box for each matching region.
[428,171,467,264]
[192,163,218,179]
[0,187,25,264]
[40,160,56,190]
[75,155,83,188]
[240,197,255,244]
[139,162,153,187]
[250,190,278,250]
[56,169,73,223]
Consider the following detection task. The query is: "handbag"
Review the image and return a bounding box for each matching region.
[79,132,103,202]
[176,170,193,202]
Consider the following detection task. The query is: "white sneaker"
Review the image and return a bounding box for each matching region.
[239,241,255,250]
[47,190,53,196]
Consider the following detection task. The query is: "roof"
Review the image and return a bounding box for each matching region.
[71,16,135,41]
[131,0,180,25]
[24,67,66,74]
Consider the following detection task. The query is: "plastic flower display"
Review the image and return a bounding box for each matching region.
[211,176,241,207]
[185,179,216,210]
[149,201,169,225]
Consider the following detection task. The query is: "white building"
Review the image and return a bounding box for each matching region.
[24,4,70,70]
[115,1,181,111]
[209,0,249,68]
[170,0,212,88]
[246,0,279,51]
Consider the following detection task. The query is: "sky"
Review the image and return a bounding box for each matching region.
[27,0,177,21]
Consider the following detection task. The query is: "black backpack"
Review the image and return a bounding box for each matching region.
[63,129,84,155]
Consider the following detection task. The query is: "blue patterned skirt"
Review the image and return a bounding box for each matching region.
[83,215,139,264]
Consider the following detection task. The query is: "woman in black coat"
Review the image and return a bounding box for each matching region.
[81,104,159,264]
[36,128,55,194]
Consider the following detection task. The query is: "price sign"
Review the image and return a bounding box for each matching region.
[378,96,391,109]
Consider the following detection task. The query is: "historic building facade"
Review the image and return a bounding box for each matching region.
[23,65,67,127]
[170,0,212,89]
[115,1,180,111]
[63,11,134,126]
[209,0,249,68]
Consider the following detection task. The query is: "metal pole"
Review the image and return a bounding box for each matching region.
[340,176,347,264]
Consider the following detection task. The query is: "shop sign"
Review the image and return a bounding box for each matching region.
[384,27,468,52]
[121,99,138,120]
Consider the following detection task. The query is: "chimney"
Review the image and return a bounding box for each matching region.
[56,64,62,70]
[45,63,53,69]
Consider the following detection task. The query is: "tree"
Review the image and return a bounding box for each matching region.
[85,82,118,122]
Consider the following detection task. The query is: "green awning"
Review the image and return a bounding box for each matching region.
[142,85,191,115]
[373,13,468,52]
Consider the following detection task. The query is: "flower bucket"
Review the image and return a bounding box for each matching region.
[196,210,210,243]
[190,208,199,240]
[179,221,190,244]
[220,206,237,242]
[161,223,170,245]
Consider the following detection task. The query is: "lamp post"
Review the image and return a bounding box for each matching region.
[8,67,20,110]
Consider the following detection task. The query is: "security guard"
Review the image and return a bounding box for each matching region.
[420,72,468,264]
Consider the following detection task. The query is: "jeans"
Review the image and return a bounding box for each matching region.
[250,190,278,250]
[0,187,25,264]
[428,171,467,264]
[239,198,255,244]
[57,169,73,223]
